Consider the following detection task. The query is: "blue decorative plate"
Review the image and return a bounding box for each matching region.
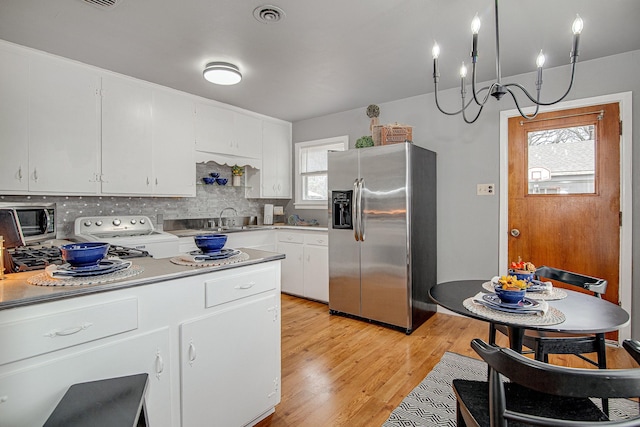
[477,294,541,314]
[189,248,240,261]
[51,260,131,277]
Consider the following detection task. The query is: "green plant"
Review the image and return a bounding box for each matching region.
[231,165,244,176]
[355,135,374,148]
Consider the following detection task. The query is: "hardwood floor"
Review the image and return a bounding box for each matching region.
[256,294,637,427]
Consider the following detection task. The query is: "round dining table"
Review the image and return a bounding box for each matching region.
[429,280,630,351]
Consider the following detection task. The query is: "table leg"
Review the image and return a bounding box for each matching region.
[507,327,524,352]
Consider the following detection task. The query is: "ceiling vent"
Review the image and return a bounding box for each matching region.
[82,0,123,10]
[253,5,285,24]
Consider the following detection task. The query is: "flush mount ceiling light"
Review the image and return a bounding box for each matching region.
[431,0,584,123]
[203,62,242,85]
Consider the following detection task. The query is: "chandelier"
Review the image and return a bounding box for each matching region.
[431,0,583,123]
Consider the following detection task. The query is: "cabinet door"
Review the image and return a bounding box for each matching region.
[304,244,329,302]
[277,241,304,296]
[262,121,291,198]
[28,55,101,194]
[0,328,172,427]
[180,293,279,427]
[194,103,234,154]
[101,76,153,194]
[0,46,29,192]
[234,112,262,159]
[152,90,195,196]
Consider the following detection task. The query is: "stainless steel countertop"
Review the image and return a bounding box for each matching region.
[0,248,284,310]
[167,225,328,238]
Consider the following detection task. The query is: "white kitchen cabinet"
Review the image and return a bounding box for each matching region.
[0,45,29,192]
[195,103,262,159]
[180,267,280,427]
[0,49,102,195]
[277,230,328,302]
[151,89,195,196]
[245,120,292,199]
[0,295,171,427]
[101,75,154,195]
[303,235,329,302]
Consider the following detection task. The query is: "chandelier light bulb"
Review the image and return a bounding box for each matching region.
[459,62,468,78]
[536,50,546,68]
[572,14,584,35]
[471,14,481,34]
[432,43,440,59]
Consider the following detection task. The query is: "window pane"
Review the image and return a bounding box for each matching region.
[300,142,345,173]
[527,125,595,195]
[302,174,327,201]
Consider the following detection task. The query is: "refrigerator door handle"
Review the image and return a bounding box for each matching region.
[358,178,365,241]
[353,178,360,241]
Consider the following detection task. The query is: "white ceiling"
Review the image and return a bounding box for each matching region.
[0,0,638,122]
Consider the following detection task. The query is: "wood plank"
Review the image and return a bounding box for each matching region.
[257,294,636,427]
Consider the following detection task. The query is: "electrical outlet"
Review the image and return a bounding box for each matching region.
[477,183,495,196]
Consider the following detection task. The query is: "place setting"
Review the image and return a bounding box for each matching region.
[481,261,568,300]
[464,264,566,326]
[170,234,248,267]
[28,242,144,287]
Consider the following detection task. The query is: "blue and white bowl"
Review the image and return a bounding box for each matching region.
[495,285,526,305]
[508,269,534,282]
[194,234,228,253]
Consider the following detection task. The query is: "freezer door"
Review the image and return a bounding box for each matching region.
[328,149,361,316]
[359,144,409,328]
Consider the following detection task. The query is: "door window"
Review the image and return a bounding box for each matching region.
[527,124,596,195]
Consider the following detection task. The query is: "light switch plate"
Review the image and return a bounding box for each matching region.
[477,183,495,196]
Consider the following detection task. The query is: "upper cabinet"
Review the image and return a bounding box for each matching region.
[151,89,195,197]
[101,75,154,195]
[195,104,262,159]
[0,45,101,195]
[245,120,292,199]
[0,46,29,192]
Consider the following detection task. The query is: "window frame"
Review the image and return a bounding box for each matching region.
[294,135,348,209]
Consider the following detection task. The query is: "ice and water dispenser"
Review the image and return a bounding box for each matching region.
[331,190,353,229]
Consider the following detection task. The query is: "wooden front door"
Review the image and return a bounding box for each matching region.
[508,102,621,309]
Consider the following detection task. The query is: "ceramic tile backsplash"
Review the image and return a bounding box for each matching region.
[0,163,287,238]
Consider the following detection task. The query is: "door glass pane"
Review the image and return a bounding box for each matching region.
[527,124,595,194]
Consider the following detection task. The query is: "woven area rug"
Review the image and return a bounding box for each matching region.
[382,351,639,427]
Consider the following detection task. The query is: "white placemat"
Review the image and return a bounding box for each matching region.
[463,295,566,326]
[28,265,144,287]
[170,251,249,267]
[482,280,567,300]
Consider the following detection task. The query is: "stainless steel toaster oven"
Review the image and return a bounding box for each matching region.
[0,202,56,245]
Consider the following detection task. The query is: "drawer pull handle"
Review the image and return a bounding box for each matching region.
[44,322,93,338]
[155,351,164,379]
[188,342,196,366]
[235,281,256,290]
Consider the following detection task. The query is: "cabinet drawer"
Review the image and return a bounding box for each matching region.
[0,297,138,365]
[277,232,304,244]
[205,266,276,308]
[304,233,328,246]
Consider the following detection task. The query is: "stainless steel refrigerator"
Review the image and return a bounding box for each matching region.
[328,142,436,334]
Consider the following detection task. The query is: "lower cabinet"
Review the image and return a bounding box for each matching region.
[277,231,329,302]
[0,260,281,427]
[180,293,279,426]
[0,328,171,426]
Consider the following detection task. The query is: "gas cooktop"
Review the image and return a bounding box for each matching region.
[9,245,150,272]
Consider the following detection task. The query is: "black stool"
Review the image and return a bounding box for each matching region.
[44,373,149,427]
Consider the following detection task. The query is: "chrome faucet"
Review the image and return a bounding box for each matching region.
[219,207,238,228]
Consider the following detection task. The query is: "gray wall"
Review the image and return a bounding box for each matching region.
[290,50,640,337]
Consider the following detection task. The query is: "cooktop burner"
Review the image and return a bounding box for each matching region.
[9,245,151,272]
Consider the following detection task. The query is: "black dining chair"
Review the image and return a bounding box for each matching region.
[490,265,609,369]
[623,339,640,366]
[453,338,640,427]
